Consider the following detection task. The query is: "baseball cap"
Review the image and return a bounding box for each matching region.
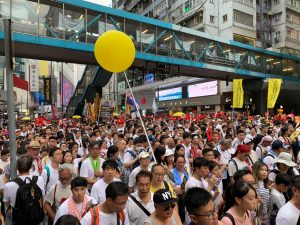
[271,140,284,150]
[153,189,177,204]
[139,151,150,159]
[275,152,297,167]
[244,138,253,145]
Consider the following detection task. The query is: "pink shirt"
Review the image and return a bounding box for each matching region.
[221,208,252,225]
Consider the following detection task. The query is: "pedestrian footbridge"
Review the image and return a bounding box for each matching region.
[0,0,299,116]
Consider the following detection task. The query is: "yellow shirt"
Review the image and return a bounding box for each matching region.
[150,182,177,198]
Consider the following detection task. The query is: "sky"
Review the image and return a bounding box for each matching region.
[84,0,112,7]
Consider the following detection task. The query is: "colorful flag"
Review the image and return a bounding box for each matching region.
[267,79,282,109]
[126,92,139,110]
[233,79,244,108]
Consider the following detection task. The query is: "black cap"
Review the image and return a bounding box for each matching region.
[153,189,177,204]
[272,140,284,150]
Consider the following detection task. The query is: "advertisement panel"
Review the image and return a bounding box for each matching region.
[187,81,218,98]
[156,87,182,101]
[62,76,74,106]
[44,77,52,104]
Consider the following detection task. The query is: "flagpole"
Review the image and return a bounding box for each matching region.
[123,71,157,163]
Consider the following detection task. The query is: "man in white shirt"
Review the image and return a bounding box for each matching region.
[54,177,96,224]
[128,151,151,193]
[126,171,155,225]
[216,139,232,189]
[255,135,272,159]
[231,130,246,153]
[74,130,86,156]
[276,175,300,225]
[91,159,120,204]
[81,181,130,225]
[165,137,175,153]
[80,141,104,187]
[41,146,63,194]
[3,155,44,223]
[185,157,217,193]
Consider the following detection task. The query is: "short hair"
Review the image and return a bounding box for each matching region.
[208,161,219,171]
[237,130,245,134]
[202,148,213,155]
[291,175,300,191]
[220,139,231,146]
[17,155,33,173]
[183,132,191,139]
[58,163,74,174]
[88,141,99,151]
[136,170,153,183]
[49,136,57,141]
[71,177,87,189]
[107,145,119,159]
[275,173,291,186]
[151,164,164,173]
[102,159,118,171]
[184,187,212,213]
[193,157,209,170]
[54,215,80,225]
[233,169,253,183]
[48,146,60,157]
[174,154,185,163]
[133,137,144,145]
[1,148,9,156]
[105,181,129,201]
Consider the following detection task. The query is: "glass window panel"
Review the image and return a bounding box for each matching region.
[86,9,105,44]
[140,23,156,54]
[124,18,141,51]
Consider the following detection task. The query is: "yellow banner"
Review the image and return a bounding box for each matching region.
[233,79,244,108]
[39,60,49,77]
[267,79,282,109]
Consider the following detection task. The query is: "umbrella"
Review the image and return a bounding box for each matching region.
[22,116,31,121]
[113,112,120,117]
[173,112,185,117]
[72,115,81,119]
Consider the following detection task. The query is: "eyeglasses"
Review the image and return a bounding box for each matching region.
[191,209,216,220]
[59,175,72,182]
[154,173,166,177]
[163,203,176,211]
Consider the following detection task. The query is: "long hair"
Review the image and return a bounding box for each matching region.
[252,161,269,189]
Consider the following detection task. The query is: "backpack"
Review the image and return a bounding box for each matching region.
[89,206,125,225]
[125,150,140,170]
[229,159,238,172]
[45,165,51,194]
[12,176,44,225]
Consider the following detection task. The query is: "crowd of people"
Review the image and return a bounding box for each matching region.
[0,113,300,225]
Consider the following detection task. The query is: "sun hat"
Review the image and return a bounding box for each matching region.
[275,152,297,167]
[27,141,41,149]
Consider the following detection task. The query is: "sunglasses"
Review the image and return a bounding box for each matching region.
[164,203,176,211]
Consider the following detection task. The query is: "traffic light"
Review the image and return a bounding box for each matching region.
[121,105,126,111]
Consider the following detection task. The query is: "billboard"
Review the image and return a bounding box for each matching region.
[156,87,182,101]
[62,76,74,106]
[187,81,218,98]
[144,73,154,84]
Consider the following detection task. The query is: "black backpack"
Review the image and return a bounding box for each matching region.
[12,176,44,225]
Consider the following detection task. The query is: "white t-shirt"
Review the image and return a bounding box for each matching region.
[271,188,286,213]
[41,164,59,194]
[81,206,130,225]
[126,191,155,225]
[185,176,208,192]
[54,195,96,224]
[263,153,277,171]
[217,148,232,180]
[228,157,249,177]
[3,175,45,207]
[128,166,151,190]
[80,157,104,180]
[255,145,270,159]
[276,201,300,225]
[91,178,120,204]
[44,182,72,210]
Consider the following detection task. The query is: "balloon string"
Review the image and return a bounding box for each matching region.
[123,71,157,164]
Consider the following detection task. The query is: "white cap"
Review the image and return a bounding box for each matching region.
[165,149,174,157]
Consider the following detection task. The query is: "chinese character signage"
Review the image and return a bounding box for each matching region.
[29,62,39,92]
[44,77,52,104]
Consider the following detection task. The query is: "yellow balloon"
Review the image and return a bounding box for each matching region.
[94,30,136,73]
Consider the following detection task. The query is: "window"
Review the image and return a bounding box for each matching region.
[275,31,280,38]
[234,0,253,7]
[286,28,300,40]
[223,14,228,22]
[210,15,215,23]
[233,10,253,26]
[184,1,192,13]
[274,0,280,4]
[185,13,203,28]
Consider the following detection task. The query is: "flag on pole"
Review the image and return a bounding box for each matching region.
[233,79,244,108]
[126,92,139,110]
[267,79,282,109]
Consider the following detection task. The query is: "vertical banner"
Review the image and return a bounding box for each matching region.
[29,62,39,92]
[267,79,282,109]
[233,79,244,108]
[39,60,49,77]
[44,77,52,104]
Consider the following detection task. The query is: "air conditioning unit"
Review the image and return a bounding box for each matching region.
[275,37,280,43]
